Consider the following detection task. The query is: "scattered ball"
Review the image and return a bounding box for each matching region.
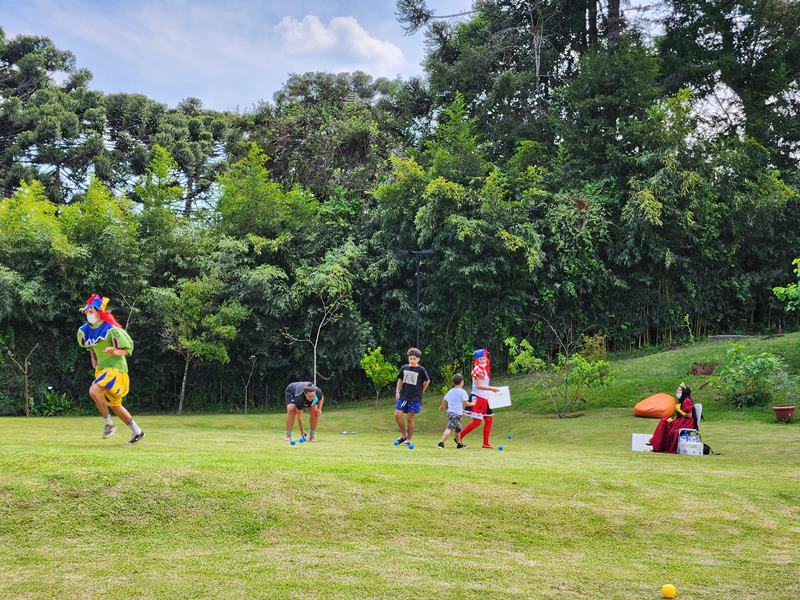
[393,440,400,446]
[498,445,505,451]
[408,443,414,450]
[507,434,513,439]
[662,584,677,599]
[299,437,305,443]
[290,440,296,446]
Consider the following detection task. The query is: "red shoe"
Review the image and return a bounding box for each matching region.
[482,444,494,449]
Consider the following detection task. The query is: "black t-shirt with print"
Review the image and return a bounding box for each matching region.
[397,364,430,403]
[284,381,324,407]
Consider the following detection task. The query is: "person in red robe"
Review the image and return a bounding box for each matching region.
[649,384,696,453]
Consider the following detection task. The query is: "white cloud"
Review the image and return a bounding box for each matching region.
[2,1,410,109]
[277,15,337,54]
[276,15,405,71]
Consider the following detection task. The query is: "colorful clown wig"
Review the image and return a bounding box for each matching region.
[473,348,491,377]
[80,294,124,328]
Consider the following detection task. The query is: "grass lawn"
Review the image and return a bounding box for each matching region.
[1,336,799,599]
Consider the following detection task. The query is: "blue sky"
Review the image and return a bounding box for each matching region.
[1,0,470,111]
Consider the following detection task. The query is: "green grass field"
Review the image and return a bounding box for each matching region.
[1,336,799,599]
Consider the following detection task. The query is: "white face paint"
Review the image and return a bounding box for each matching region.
[86,312,99,325]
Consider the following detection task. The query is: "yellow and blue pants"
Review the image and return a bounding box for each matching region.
[93,367,130,407]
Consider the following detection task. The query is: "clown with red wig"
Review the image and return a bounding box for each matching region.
[77,294,144,443]
[461,348,501,448]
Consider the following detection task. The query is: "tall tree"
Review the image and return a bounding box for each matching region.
[153,275,248,413]
[660,0,800,166]
[0,29,106,201]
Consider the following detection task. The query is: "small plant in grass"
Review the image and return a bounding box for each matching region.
[713,344,794,408]
[360,347,397,407]
[32,387,74,416]
[683,314,695,345]
[541,353,616,417]
[526,315,616,417]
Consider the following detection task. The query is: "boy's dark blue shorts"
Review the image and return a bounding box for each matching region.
[395,399,421,414]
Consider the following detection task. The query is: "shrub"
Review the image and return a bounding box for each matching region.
[580,333,606,361]
[773,257,800,312]
[438,360,460,394]
[360,347,397,406]
[32,387,74,416]
[504,337,545,374]
[534,353,616,418]
[714,345,794,407]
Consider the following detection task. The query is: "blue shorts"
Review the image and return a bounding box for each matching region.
[396,399,422,414]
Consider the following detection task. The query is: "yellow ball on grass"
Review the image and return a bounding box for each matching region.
[662,584,677,598]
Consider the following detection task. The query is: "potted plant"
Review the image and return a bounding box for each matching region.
[773,404,796,423]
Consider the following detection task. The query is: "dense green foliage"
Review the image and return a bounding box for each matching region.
[773,257,800,312]
[714,344,794,407]
[1,2,799,413]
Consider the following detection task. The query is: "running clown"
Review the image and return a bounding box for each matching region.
[76,294,144,444]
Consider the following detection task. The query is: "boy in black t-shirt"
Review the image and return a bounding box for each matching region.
[393,347,430,446]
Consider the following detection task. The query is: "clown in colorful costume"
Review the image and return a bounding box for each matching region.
[460,348,500,448]
[77,318,134,403]
[77,294,144,444]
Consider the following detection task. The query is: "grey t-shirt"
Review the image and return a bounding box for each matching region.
[444,387,469,415]
[284,382,323,407]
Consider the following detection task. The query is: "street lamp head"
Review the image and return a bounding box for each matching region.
[396,248,435,256]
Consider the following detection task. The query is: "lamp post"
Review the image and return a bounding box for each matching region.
[397,248,435,348]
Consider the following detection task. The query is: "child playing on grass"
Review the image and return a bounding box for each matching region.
[461,348,500,448]
[393,347,430,446]
[437,373,475,449]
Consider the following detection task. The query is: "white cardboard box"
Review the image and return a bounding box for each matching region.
[631,433,652,452]
[486,386,512,409]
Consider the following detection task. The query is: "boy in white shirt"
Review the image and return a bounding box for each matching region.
[437,374,475,449]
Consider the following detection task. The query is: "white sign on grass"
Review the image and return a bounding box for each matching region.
[486,386,512,409]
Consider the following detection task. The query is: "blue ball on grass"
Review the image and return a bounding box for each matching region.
[393,440,400,446]
[290,440,296,446]
[408,443,415,450]
[498,445,505,451]
[508,434,513,439]
[299,437,305,443]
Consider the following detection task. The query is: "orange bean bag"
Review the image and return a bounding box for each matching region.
[634,393,676,418]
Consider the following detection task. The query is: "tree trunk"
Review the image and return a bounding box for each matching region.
[588,0,598,46]
[179,355,192,414]
[607,0,620,51]
[183,176,195,217]
[6,345,38,416]
[312,345,317,387]
[23,367,30,417]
